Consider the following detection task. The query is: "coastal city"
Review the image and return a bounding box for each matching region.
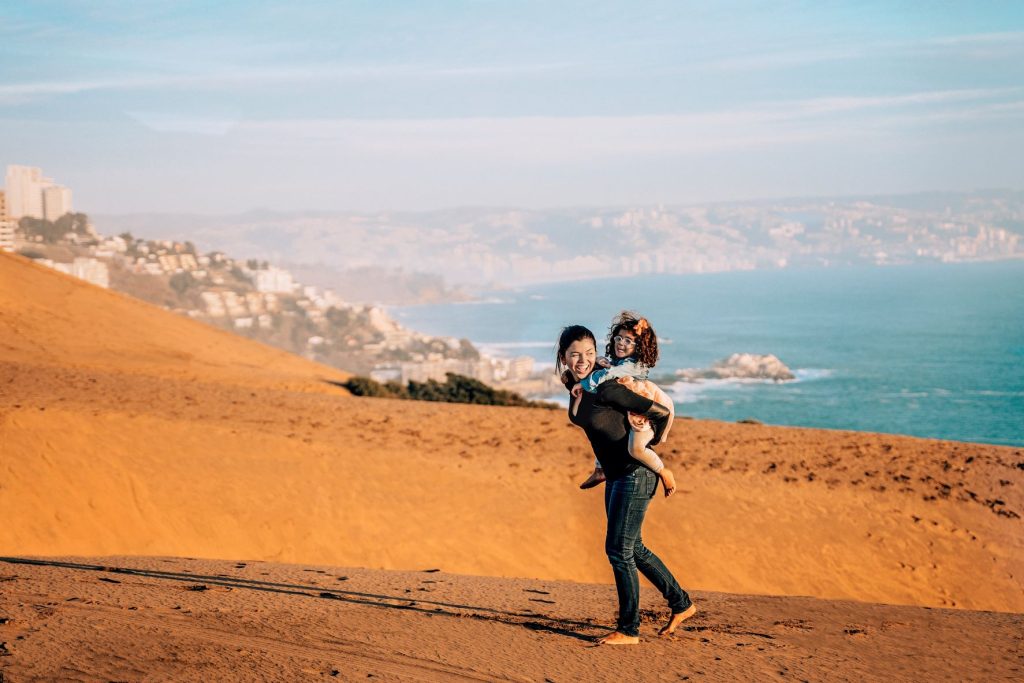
[3,162,1022,399]
[0,164,556,395]
[91,190,1024,292]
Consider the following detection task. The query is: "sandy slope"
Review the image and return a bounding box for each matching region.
[0,251,344,391]
[2,249,1023,623]
[1,556,1021,682]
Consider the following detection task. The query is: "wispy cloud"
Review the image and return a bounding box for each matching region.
[677,30,1024,74]
[215,87,1018,161]
[126,111,239,136]
[921,30,1024,47]
[0,61,579,105]
[789,87,1021,116]
[693,46,866,72]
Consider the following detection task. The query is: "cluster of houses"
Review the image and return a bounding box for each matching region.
[17,220,546,391]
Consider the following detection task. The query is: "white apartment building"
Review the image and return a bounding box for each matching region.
[0,189,13,251]
[4,165,73,221]
[42,185,73,221]
[5,165,47,219]
[200,292,227,317]
[158,254,179,272]
[70,257,109,288]
[4,164,73,220]
[38,258,109,288]
[254,266,296,293]
[0,222,14,252]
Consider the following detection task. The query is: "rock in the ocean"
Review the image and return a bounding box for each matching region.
[676,353,795,382]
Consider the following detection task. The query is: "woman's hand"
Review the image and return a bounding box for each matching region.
[571,384,583,399]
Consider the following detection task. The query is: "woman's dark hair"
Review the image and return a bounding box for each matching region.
[556,324,596,389]
[606,310,659,368]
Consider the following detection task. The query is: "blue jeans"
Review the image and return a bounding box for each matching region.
[604,467,691,636]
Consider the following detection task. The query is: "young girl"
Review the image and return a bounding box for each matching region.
[572,311,677,497]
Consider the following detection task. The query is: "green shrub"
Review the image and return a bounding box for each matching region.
[343,373,556,409]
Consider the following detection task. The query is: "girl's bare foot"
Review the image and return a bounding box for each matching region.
[579,468,606,489]
[660,468,676,497]
[658,604,697,635]
[596,631,640,645]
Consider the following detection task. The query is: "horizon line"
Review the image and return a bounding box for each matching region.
[80,186,1024,218]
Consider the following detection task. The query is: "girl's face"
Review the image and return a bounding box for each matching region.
[612,328,637,359]
[563,338,596,381]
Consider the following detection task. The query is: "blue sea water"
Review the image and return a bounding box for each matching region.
[391,263,1024,446]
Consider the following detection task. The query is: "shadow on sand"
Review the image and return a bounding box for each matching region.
[0,556,599,643]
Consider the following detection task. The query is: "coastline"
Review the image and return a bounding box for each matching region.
[391,262,1024,447]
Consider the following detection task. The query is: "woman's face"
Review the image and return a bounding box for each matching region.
[563,338,597,381]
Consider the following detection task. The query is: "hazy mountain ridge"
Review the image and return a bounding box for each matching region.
[94,190,1024,289]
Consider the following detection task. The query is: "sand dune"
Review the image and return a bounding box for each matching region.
[1,249,1023,677]
[0,251,344,391]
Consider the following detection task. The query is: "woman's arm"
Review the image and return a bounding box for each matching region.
[596,382,671,445]
[649,383,675,444]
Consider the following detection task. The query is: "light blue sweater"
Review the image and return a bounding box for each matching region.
[580,357,650,393]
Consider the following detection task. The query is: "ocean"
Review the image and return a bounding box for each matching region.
[391,262,1024,447]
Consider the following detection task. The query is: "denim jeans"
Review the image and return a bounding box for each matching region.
[604,467,691,636]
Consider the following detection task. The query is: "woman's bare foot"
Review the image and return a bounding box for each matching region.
[596,631,640,645]
[658,604,697,635]
[579,468,606,490]
[660,468,676,497]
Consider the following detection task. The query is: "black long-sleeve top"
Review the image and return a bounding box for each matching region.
[568,381,667,481]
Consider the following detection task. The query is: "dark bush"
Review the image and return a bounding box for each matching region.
[169,271,193,295]
[343,373,556,409]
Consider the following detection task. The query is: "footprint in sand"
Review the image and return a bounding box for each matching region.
[773,619,813,631]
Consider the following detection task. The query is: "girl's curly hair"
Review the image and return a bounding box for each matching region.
[605,310,659,368]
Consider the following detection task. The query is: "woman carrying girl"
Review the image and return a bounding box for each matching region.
[574,312,677,497]
[557,323,696,644]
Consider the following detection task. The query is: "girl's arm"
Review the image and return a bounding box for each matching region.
[582,360,648,393]
[580,367,609,393]
[601,359,648,381]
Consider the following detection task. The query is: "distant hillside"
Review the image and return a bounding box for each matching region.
[94,190,1024,287]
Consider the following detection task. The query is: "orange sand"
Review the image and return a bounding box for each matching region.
[1,250,1023,678]
[2,556,1021,682]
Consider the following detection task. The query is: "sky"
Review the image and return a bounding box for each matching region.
[2,1,1023,213]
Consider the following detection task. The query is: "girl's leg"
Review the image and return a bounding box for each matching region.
[627,428,663,471]
[628,429,675,496]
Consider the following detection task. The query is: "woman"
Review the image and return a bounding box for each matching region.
[557,324,696,645]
